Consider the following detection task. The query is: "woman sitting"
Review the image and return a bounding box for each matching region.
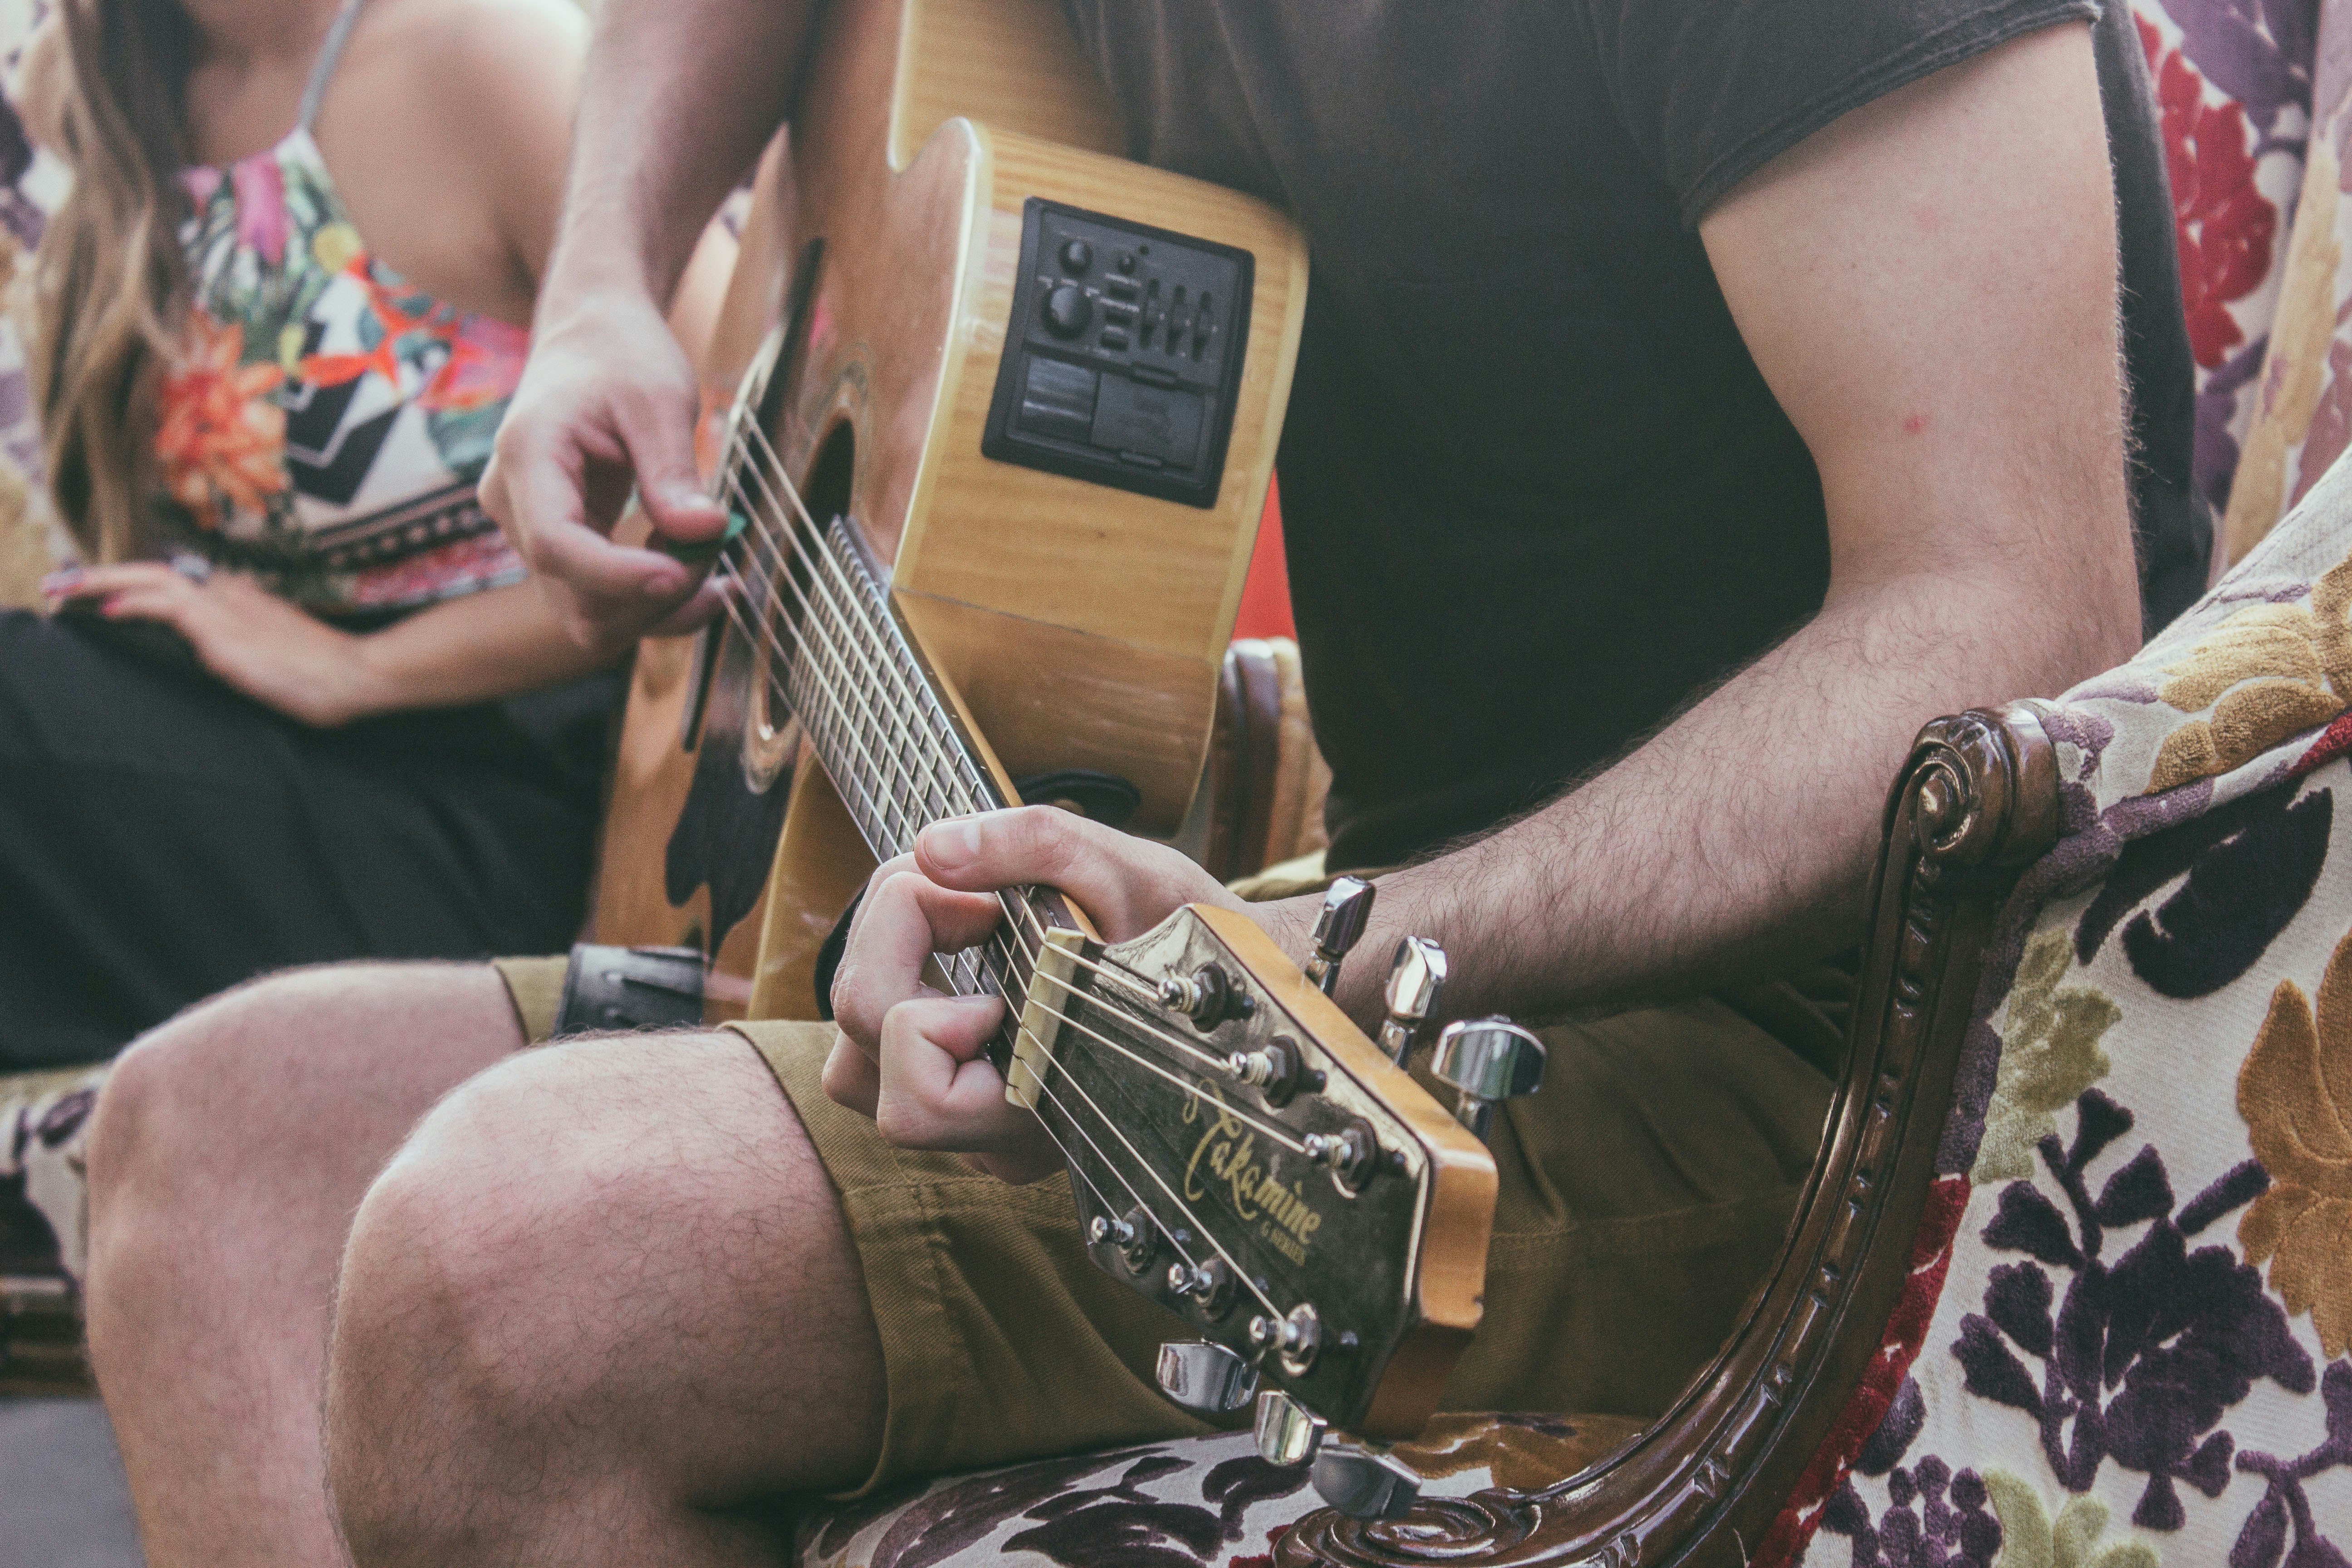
[0,0,725,1070]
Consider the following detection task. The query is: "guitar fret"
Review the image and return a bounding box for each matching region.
[736,475,1032,1010]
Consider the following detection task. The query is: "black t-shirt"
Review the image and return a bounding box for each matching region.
[1058,0,2206,872]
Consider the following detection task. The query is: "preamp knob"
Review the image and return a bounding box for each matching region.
[1043,283,1093,338]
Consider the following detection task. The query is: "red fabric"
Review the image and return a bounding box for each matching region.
[1753,1175,1971,1567]
[1232,476,1295,642]
[2295,709,2352,776]
[2138,13,2278,371]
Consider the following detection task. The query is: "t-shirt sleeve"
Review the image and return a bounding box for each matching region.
[1584,0,2102,227]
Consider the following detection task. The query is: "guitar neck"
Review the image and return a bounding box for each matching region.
[742,508,1066,1009]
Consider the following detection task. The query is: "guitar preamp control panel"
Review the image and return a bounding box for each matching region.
[983,199,1254,508]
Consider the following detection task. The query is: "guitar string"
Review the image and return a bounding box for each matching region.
[706,480,1314,1141]
[1001,1023,1205,1274]
[701,434,953,853]
[714,455,1038,998]
[725,465,951,853]
[699,437,1317,1313]
[698,531,1014,1009]
[712,470,1020,1000]
[1034,1026,1287,1323]
[724,432,1210,1054]
[717,444,1102,1021]
[713,435,1328,1142]
[725,434,991,850]
[723,424,1061,959]
[695,554,1216,1262]
[999,1020,1150,1250]
[1020,987,1310,1155]
[704,465,1063,1050]
[713,468,936,850]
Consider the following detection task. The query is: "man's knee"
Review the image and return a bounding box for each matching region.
[326,1031,793,1554]
[86,962,517,1223]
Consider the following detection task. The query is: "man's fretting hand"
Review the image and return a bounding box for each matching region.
[822,806,1261,1184]
[479,279,730,656]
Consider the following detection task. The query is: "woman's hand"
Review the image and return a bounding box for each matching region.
[46,564,378,727]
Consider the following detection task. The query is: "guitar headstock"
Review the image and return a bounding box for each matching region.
[999,889,1508,1453]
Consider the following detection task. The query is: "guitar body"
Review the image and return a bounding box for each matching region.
[592,0,1310,1022]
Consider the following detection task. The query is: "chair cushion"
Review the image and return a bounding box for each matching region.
[1769,456,2352,1562]
[794,1413,1640,1568]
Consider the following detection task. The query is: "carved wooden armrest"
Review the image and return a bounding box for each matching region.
[1278,705,2059,1567]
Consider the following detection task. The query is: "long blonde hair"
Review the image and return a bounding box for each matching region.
[33,0,198,564]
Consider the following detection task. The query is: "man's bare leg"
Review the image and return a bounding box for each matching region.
[325,1029,885,1567]
[83,964,526,1568]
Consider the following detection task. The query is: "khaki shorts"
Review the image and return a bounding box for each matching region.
[493,953,1838,1495]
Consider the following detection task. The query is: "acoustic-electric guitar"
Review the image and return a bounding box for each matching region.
[589,0,1536,1511]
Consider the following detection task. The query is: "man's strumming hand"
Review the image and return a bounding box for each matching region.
[478,278,730,657]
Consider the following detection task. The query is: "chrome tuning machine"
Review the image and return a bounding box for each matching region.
[1254,1389,1422,1520]
[1377,937,1447,1063]
[1302,876,1375,996]
[1430,1017,1547,1142]
[1155,1341,1258,1415]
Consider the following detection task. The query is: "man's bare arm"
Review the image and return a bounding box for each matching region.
[480,0,817,650]
[549,0,812,304]
[1318,21,2138,1023]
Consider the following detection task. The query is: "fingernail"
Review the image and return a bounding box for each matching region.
[39,569,82,594]
[924,816,984,869]
[641,568,688,599]
[661,484,711,514]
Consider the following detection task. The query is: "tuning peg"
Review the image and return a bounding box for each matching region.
[1155,1340,1258,1415]
[1254,1388,1328,1466]
[1430,1017,1547,1142]
[1377,937,1447,1063]
[1312,1442,1422,1519]
[1302,876,1375,997]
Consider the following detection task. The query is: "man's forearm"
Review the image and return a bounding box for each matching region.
[1297,562,2132,1030]
[553,0,816,304]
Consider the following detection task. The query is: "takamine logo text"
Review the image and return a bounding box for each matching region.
[1182,1079,1323,1265]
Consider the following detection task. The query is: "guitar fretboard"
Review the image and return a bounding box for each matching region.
[725,494,1055,1013]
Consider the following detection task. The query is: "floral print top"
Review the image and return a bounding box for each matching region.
[157,124,528,617]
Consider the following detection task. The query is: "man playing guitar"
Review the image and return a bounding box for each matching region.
[82,0,2205,1563]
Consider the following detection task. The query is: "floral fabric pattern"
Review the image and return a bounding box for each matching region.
[2132,0,2313,553]
[1771,450,2352,1565]
[161,127,527,615]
